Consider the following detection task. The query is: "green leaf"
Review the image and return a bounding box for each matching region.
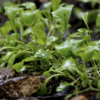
[41,18,49,28]
[0,47,17,52]
[0,52,15,67]
[0,21,12,37]
[56,81,69,92]
[78,28,92,42]
[70,32,84,38]
[21,10,37,26]
[4,33,20,46]
[23,56,35,62]
[4,5,22,33]
[22,27,33,37]
[4,5,19,21]
[81,72,88,87]
[21,2,36,10]
[46,36,58,46]
[51,0,61,11]
[43,71,50,77]
[34,49,53,60]
[42,2,52,21]
[43,1,52,10]
[26,39,36,52]
[57,57,80,73]
[12,61,25,72]
[7,50,33,67]
[79,0,100,3]
[97,79,100,92]
[78,28,93,35]
[74,7,84,20]
[82,12,89,29]
[32,30,46,45]
[93,40,100,45]
[52,4,73,30]
[8,54,16,67]
[55,39,83,57]
[56,81,73,92]
[33,21,45,32]
[15,18,20,29]
[74,44,100,61]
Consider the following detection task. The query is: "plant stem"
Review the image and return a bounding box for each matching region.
[65,72,75,81]
[53,17,56,36]
[47,28,52,37]
[10,21,18,37]
[81,56,86,71]
[91,60,98,77]
[66,26,71,39]
[19,10,24,41]
[19,20,24,41]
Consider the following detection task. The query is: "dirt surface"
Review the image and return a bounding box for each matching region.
[0,67,16,83]
[0,75,45,98]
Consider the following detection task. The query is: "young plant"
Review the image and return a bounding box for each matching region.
[1,0,100,99]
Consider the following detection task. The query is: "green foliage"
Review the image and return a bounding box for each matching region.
[52,4,73,31]
[55,39,83,57]
[79,0,100,3]
[96,13,100,28]
[0,21,12,37]
[34,49,53,60]
[21,10,37,26]
[1,0,100,98]
[82,12,89,29]
[51,0,61,11]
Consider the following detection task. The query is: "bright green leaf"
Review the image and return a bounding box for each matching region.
[21,10,37,26]
[46,36,58,46]
[32,30,46,45]
[82,12,89,29]
[51,0,61,11]
[0,21,12,37]
[52,4,73,30]
[12,61,25,72]
[22,27,33,36]
[58,57,80,72]
[78,28,93,35]
[56,81,74,92]
[23,56,35,62]
[74,7,84,20]
[70,32,84,38]
[55,39,83,57]
[74,44,100,61]
[34,49,53,60]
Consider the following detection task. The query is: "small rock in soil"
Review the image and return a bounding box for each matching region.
[71,95,88,100]
[0,76,46,97]
[0,67,16,83]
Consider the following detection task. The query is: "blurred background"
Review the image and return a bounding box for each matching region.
[0,0,100,40]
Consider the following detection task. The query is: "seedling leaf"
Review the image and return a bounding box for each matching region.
[82,12,89,29]
[51,0,61,11]
[52,4,73,30]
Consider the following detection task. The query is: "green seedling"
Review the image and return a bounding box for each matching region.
[1,1,100,98]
